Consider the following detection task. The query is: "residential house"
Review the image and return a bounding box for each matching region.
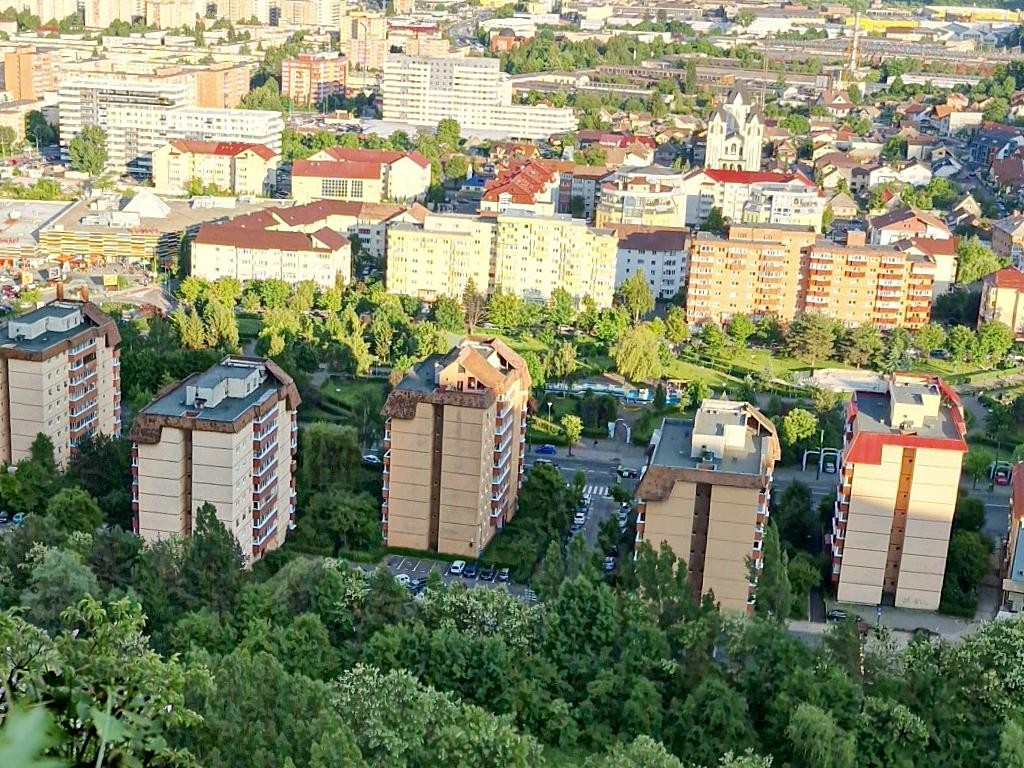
[868,207,953,246]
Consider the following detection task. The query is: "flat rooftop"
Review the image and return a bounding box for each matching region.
[651,416,765,476]
[853,390,962,441]
[395,350,459,394]
[0,302,92,354]
[141,361,280,424]
[0,199,76,247]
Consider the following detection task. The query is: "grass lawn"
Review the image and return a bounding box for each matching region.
[320,377,389,411]
[663,358,735,387]
[236,316,262,339]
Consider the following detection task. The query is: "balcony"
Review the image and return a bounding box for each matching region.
[69,385,97,404]
[253,453,279,478]
[253,471,278,495]
[253,521,279,548]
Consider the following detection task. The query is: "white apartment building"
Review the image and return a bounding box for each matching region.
[58,78,283,175]
[381,55,577,140]
[613,225,689,300]
[742,182,826,231]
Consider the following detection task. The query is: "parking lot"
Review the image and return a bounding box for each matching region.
[381,554,536,600]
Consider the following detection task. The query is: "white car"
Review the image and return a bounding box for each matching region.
[362,454,381,466]
[449,560,467,576]
[395,573,411,587]
[573,512,586,526]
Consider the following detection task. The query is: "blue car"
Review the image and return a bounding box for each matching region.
[535,444,557,455]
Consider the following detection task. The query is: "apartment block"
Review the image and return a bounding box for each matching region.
[340,11,388,70]
[387,21,449,57]
[292,147,430,204]
[1001,465,1024,612]
[130,356,300,564]
[58,77,284,175]
[0,301,121,468]
[741,181,826,230]
[381,55,577,140]
[681,169,818,227]
[381,338,530,557]
[686,226,935,330]
[282,52,347,107]
[980,266,1024,338]
[992,214,1024,264]
[595,167,688,228]
[386,210,617,306]
[152,140,280,196]
[613,225,689,300]
[634,402,780,614]
[195,62,252,109]
[832,374,967,611]
[2,46,58,101]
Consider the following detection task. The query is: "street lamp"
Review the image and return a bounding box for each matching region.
[546,400,553,423]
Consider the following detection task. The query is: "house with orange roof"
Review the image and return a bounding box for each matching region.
[868,207,952,246]
[479,160,559,215]
[152,140,280,197]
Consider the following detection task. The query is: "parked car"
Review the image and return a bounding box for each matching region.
[573,511,586,526]
[496,567,510,583]
[616,466,639,478]
[535,444,557,455]
[822,460,837,474]
[0,511,8,524]
[826,608,863,623]
[462,561,479,579]
[617,510,629,528]
[361,454,381,466]
[603,556,617,572]
[479,564,497,581]
[395,573,411,587]
[534,458,555,468]
[11,512,25,525]
[448,560,467,576]
[408,577,428,593]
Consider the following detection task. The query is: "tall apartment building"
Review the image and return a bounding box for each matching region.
[1001,465,1024,612]
[152,140,280,196]
[2,46,58,101]
[685,226,935,329]
[131,356,300,564]
[387,21,449,58]
[381,338,530,558]
[595,169,688,228]
[742,182,825,231]
[386,211,617,306]
[18,0,77,23]
[613,225,689,300]
[979,266,1024,339]
[195,62,252,109]
[281,52,347,107]
[83,0,138,28]
[680,169,817,227]
[381,56,577,140]
[634,401,780,614]
[0,300,121,468]
[340,11,388,70]
[832,374,967,611]
[58,78,284,174]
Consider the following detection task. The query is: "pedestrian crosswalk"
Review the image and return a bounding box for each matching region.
[583,485,610,498]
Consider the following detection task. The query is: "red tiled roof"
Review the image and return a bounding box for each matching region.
[194,223,349,252]
[986,266,1024,290]
[319,146,431,169]
[168,140,277,160]
[612,225,688,252]
[908,236,956,256]
[696,169,813,186]
[292,159,383,180]
[482,160,557,204]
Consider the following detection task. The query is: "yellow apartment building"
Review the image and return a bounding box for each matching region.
[992,214,1024,263]
[152,140,280,196]
[385,211,617,306]
[686,226,935,329]
[634,401,780,614]
[0,300,121,468]
[130,356,300,564]
[979,266,1024,338]
[381,338,531,558]
[832,374,967,610]
[595,171,688,228]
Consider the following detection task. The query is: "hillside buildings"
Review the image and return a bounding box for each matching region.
[686,227,935,330]
[281,52,347,107]
[381,56,577,140]
[152,140,280,196]
[386,211,617,306]
[131,356,299,565]
[705,88,764,172]
[832,374,967,611]
[291,147,431,204]
[381,338,531,558]
[634,401,780,614]
[595,167,688,228]
[0,301,121,468]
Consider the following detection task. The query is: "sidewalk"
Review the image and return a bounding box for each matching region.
[562,438,647,466]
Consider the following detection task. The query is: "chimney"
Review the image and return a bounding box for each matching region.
[79,284,89,302]
[846,229,866,247]
[55,282,64,301]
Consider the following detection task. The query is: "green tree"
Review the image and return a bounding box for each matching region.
[700,323,730,358]
[178,274,208,304]
[786,702,856,768]
[546,287,575,327]
[435,118,461,149]
[207,276,242,305]
[202,299,240,349]
[431,295,464,332]
[369,315,394,363]
[842,324,883,367]
[701,207,727,235]
[68,124,108,175]
[487,288,524,329]
[786,313,837,364]
[940,529,991,616]
[615,323,662,383]
[962,446,994,490]
[670,676,757,765]
[444,154,469,180]
[754,522,791,621]
[561,414,583,455]
[463,278,486,331]
[569,195,586,218]
[947,324,976,364]
[44,487,103,534]
[781,407,818,448]
[547,341,578,382]
[1000,719,1024,767]
[616,272,655,322]
[975,321,1014,365]
[913,322,946,356]
[727,315,756,346]
[665,306,690,344]
[534,539,566,601]
[956,236,1003,284]
[170,306,207,350]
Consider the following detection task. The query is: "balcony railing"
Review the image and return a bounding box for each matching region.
[253,472,278,494]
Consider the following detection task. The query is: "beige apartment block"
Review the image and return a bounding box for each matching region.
[0,301,121,468]
[196,63,252,109]
[282,52,347,107]
[980,266,1024,338]
[381,338,531,558]
[832,374,967,611]
[131,356,300,564]
[3,46,57,101]
[634,401,780,614]
[340,11,388,70]
[152,140,280,196]
[385,211,617,306]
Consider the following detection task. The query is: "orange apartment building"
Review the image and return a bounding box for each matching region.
[195,62,252,109]
[3,46,58,100]
[281,52,348,107]
[686,226,935,329]
[0,300,121,468]
[634,401,780,614]
[380,338,531,558]
[831,374,967,611]
[130,356,300,564]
